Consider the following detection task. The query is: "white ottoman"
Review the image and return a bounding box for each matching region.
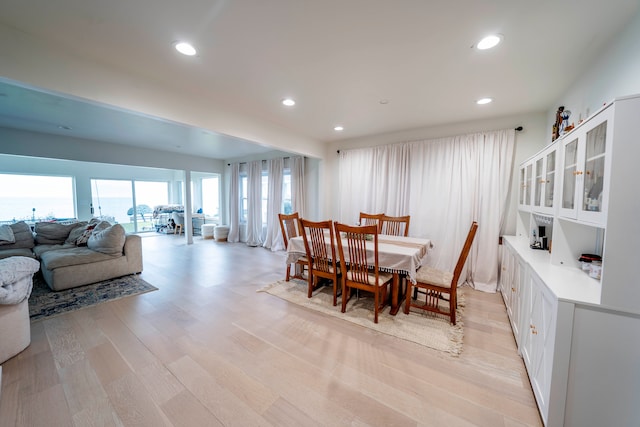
[0,256,40,364]
[201,224,215,240]
[214,225,230,242]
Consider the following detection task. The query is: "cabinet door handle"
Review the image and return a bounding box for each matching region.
[573,170,583,176]
[585,170,591,175]
[539,179,546,184]
[512,287,516,292]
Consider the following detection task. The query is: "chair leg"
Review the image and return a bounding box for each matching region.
[307,274,314,299]
[404,282,412,314]
[286,265,291,281]
[450,292,456,325]
[374,289,379,323]
[341,281,348,313]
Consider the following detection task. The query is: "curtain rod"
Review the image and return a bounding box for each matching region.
[227,156,290,166]
[337,127,523,155]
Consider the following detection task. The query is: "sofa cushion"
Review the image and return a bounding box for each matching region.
[0,222,35,250]
[87,223,126,255]
[0,225,15,245]
[39,246,121,270]
[0,248,35,260]
[35,222,80,245]
[32,243,76,258]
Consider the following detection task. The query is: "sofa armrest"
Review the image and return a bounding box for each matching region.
[123,234,143,274]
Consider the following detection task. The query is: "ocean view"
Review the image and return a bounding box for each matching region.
[0,197,140,223]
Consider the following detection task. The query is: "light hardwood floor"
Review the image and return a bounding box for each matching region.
[0,234,542,427]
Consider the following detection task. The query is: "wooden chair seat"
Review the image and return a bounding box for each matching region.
[415,266,453,289]
[346,270,393,286]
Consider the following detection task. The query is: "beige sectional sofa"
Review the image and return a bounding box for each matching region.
[0,220,143,291]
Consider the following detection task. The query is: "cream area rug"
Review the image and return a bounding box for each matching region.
[259,278,464,356]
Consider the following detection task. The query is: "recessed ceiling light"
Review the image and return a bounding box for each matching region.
[334,126,344,131]
[174,42,197,56]
[282,98,296,107]
[476,34,502,50]
[379,99,389,105]
[476,97,493,105]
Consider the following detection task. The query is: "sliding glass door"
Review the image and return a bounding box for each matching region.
[91,179,168,233]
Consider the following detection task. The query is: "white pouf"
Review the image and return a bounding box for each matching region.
[214,225,230,242]
[0,256,40,364]
[201,224,215,240]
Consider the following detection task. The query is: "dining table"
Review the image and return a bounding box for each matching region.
[286,232,433,315]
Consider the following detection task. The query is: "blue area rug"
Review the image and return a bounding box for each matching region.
[29,273,158,322]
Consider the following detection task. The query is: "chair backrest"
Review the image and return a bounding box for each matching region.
[450,221,479,288]
[172,211,185,225]
[334,222,380,285]
[300,219,336,273]
[278,212,301,249]
[380,215,410,237]
[358,212,384,232]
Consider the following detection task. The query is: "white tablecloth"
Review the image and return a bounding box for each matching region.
[286,234,433,284]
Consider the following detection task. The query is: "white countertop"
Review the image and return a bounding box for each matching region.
[503,235,602,305]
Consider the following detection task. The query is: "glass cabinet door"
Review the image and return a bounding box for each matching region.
[562,138,578,210]
[544,149,556,209]
[534,157,544,208]
[525,163,533,207]
[582,121,607,213]
[519,166,526,206]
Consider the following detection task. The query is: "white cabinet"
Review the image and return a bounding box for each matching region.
[557,105,612,226]
[520,270,557,424]
[500,241,526,346]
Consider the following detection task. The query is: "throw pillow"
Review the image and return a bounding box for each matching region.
[75,224,97,246]
[87,223,126,255]
[0,224,15,245]
[4,222,35,249]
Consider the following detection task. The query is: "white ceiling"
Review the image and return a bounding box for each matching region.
[0,0,638,159]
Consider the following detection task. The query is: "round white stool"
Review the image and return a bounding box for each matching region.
[201,224,215,240]
[214,225,230,242]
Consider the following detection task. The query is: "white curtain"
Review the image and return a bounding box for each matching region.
[227,163,240,243]
[246,160,263,247]
[263,158,284,251]
[338,129,515,292]
[291,156,305,217]
[339,144,411,223]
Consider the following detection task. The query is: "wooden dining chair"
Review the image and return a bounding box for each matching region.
[404,221,478,325]
[380,215,411,236]
[358,212,384,232]
[334,222,393,323]
[278,212,308,281]
[299,219,341,306]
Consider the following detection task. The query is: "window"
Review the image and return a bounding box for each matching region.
[201,176,220,221]
[282,169,292,214]
[262,172,268,225]
[240,173,248,223]
[0,174,75,222]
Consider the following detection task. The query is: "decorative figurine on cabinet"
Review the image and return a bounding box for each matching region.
[552,106,564,141]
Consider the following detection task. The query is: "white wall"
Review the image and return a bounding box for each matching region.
[546,9,640,135]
